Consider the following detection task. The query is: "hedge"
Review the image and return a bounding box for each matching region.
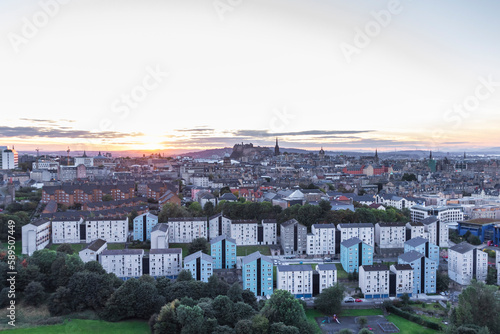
[386,305,442,331]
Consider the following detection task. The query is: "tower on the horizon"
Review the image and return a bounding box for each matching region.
[375,149,379,163]
[319,147,325,161]
[274,138,280,156]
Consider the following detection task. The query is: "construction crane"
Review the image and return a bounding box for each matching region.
[67,147,70,166]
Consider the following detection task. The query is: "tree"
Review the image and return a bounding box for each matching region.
[188,237,209,255]
[357,329,374,334]
[235,319,253,334]
[188,202,203,216]
[83,261,107,275]
[24,281,45,306]
[176,305,205,334]
[314,284,345,315]
[251,314,269,334]
[401,173,417,182]
[338,330,354,334]
[437,271,451,292]
[212,295,235,327]
[268,322,300,334]
[177,270,193,281]
[242,289,259,310]
[261,290,312,333]
[400,293,410,306]
[228,282,244,303]
[486,267,497,285]
[48,286,72,316]
[358,316,368,328]
[153,301,181,334]
[68,271,115,311]
[318,200,332,213]
[159,203,189,222]
[468,235,482,245]
[56,243,74,254]
[213,326,235,334]
[204,201,215,216]
[452,280,500,333]
[102,194,113,202]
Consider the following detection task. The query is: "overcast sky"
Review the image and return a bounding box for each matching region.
[1,0,500,154]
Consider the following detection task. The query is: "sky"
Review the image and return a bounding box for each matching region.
[1,0,500,154]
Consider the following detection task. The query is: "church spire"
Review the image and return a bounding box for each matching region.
[429,150,433,160]
[274,137,280,156]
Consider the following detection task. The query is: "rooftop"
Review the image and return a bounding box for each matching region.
[361,264,389,272]
[277,264,313,272]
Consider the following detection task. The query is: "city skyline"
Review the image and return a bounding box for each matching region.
[1,0,500,153]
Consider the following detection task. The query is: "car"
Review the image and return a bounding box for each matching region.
[343,297,355,303]
[324,257,332,262]
[355,299,362,302]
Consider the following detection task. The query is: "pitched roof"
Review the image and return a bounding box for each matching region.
[450,241,475,254]
[312,223,336,229]
[242,251,272,265]
[398,250,424,263]
[277,264,313,272]
[101,249,144,256]
[405,237,429,248]
[361,264,389,272]
[149,248,182,255]
[82,238,107,252]
[341,237,362,248]
[316,263,337,271]
[30,218,50,227]
[391,264,413,271]
[377,222,405,227]
[152,223,168,232]
[184,250,213,263]
[421,216,439,225]
[281,218,300,227]
[337,223,373,229]
[210,235,236,245]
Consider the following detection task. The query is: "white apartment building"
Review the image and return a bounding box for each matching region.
[448,242,488,285]
[52,218,84,244]
[307,224,336,256]
[411,205,464,223]
[151,223,169,249]
[316,263,337,293]
[390,264,414,297]
[231,220,258,245]
[406,222,425,240]
[85,218,128,243]
[260,219,277,245]
[192,176,209,187]
[337,223,374,248]
[1,147,18,170]
[359,264,390,299]
[79,238,107,263]
[149,248,182,278]
[32,160,59,170]
[99,249,144,279]
[375,194,421,210]
[167,217,207,243]
[375,222,406,249]
[277,264,313,298]
[21,219,51,256]
[421,216,449,247]
[208,213,232,240]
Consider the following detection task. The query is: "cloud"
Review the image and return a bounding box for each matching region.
[175,128,215,133]
[233,129,374,137]
[0,126,142,139]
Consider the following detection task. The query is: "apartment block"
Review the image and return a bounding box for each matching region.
[149,248,182,278]
[52,218,84,244]
[208,213,232,240]
[448,242,488,285]
[79,238,107,263]
[404,237,439,263]
[133,212,158,241]
[389,264,413,297]
[100,249,144,280]
[21,219,51,256]
[280,219,307,255]
[151,223,169,249]
[375,222,406,249]
[277,264,313,298]
[315,263,337,294]
[210,235,237,269]
[405,222,425,240]
[84,218,128,243]
[340,237,374,273]
[359,264,390,299]
[398,250,437,294]
[167,217,207,243]
[231,220,258,245]
[306,224,336,256]
[337,223,374,248]
[411,205,464,224]
[242,251,273,297]
[259,219,277,245]
[184,251,213,282]
[421,216,449,247]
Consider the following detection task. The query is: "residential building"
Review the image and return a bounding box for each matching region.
[210,235,237,269]
[208,213,232,240]
[1,147,18,170]
[79,238,107,263]
[167,217,207,243]
[315,263,337,294]
[337,223,374,248]
[411,205,464,223]
[398,250,437,294]
[280,219,307,255]
[151,223,169,249]
[231,220,259,245]
[359,264,390,299]
[259,219,277,245]
[375,222,406,249]
[21,218,51,256]
[448,242,488,285]
[99,249,144,280]
[404,237,439,263]
[242,251,273,297]
[51,218,84,244]
[406,222,425,240]
[184,250,213,282]
[421,216,449,247]
[376,194,423,210]
[133,212,158,241]
[340,237,374,273]
[84,218,128,243]
[306,224,336,256]
[149,248,182,278]
[389,264,414,297]
[497,249,500,286]
[277,264,313,298]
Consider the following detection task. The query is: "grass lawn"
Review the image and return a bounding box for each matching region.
[49,243,84,252]
[386,315,438,334]
[336,266,348,279]
[236,245,271,256]
[304,309,322,334]
[169,243,190,258]
[340,309,383,317]
[10,319,149,334]
[107,243,126,250]
[0,241,23,256]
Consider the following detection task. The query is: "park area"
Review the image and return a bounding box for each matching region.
[7,319,149,333]
[306,308,440,334]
